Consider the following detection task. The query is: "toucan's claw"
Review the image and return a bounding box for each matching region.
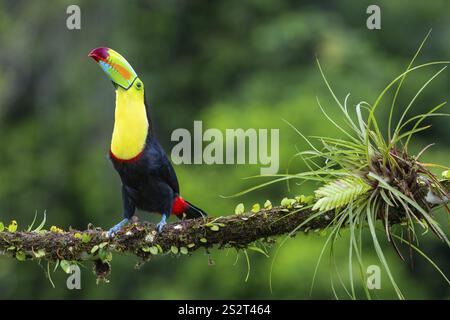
[156,214,168,233]
[107,218,129,238]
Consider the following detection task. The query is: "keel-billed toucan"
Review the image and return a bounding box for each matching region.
[89,47,207,236]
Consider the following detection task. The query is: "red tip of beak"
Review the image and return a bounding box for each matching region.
[88,47,109,62]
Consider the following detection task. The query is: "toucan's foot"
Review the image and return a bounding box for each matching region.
[156,215,168,233]
[107,218,129,237]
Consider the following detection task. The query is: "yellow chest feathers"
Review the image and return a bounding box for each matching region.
[111,87,149,160]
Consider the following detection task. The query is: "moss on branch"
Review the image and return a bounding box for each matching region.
[0,180,448,280]
[0,203,329,263]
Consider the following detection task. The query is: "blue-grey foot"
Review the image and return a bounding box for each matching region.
[156,214,168,233]
[107,218,129,237]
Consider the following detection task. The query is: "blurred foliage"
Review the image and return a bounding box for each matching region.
[0,0,448,299]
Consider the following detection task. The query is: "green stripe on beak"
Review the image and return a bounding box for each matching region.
[89,47,138,90]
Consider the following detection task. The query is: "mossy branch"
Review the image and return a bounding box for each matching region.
[0,181,448,273]
[0,204,332,263]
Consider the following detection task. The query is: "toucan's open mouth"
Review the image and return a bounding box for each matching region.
[89,47,138,90]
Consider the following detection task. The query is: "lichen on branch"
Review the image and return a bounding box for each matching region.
[0,200,330,264]
[0,180,448,270]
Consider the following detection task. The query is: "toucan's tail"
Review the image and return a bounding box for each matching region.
[184,200,208,219]
[172,196,208,219]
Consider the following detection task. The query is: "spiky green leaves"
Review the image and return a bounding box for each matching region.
[442,170,450,179]
[312,177,371,211]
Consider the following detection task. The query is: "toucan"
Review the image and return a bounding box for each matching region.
[88,47,207,236]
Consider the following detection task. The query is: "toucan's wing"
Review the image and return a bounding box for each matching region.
[145,139,180,195]
[159,151,180,195]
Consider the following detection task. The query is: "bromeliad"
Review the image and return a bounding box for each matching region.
[89,47,207,236]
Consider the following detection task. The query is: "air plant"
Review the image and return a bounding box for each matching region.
[240,31,450,299]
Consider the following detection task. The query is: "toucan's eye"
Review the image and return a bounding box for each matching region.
[135,81,142,90]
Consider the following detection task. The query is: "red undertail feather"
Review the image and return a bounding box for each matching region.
[172,196,189,216]
[172,196,208,219]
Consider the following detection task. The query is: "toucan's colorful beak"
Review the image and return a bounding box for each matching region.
[89,47,138,90]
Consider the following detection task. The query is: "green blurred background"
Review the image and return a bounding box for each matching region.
[0,0,448,299]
